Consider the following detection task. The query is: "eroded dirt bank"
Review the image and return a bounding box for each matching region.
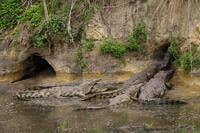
[0,0,200,83]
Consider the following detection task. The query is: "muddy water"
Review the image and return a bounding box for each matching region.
[0,72,200,133]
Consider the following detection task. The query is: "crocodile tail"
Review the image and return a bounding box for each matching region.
[16,90,51,100]
[139,98,187,105]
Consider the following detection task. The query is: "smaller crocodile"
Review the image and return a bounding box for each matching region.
[16,79,102,100]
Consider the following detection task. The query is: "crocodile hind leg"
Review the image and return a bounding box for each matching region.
[165,82,173,90]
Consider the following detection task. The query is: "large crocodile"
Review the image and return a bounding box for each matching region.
[137,69,186,105]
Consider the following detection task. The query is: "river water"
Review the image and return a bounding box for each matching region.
[0,72,200,133]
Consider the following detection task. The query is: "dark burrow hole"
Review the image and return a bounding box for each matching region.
[153,43,170,59]
[20,55,56,81]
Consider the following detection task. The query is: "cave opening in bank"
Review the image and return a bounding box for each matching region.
[154,42,170,59]
[21,54,56,80]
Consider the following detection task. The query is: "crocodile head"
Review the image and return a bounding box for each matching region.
[154,69,174,81]
[80,79,102,95]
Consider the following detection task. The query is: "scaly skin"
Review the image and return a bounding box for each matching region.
[137,69,186,105]
[138,70,174,101]
[16,79,102,100]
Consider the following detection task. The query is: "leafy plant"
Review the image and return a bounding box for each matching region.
[77,49,88,71]
[31,15,68,48]
[44,16,67,36]
[179,45,200,73]
[0,0,22,29]
[167,36,200,73]
[133,22,147,43]
[100,38,126,59]
[32,31,47,48]
[81,38,94,52]
[167,36,180,61]
[126,22,147,52]
[18,4,42,27]
[127,35,140,51]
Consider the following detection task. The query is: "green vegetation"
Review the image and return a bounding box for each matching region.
[81,38,95,52]
[127,22,147,52]
[32,31,47,48]
[167,37,180,61]
[167,37,200,73]
[77,49,88,71]
[127,35,140,51]
[133,22,147,43]
[32,16,67,48]
[0,0,22,29]
[0,0,105,48]
[100,38,126,59]
[44,16,67,36]
[18,5,42,27]
[179,45,200,73]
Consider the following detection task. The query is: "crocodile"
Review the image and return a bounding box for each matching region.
[16,79,102,100]
[15,79,125,100]
[138,70,174,101]
[137,69,186,105]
